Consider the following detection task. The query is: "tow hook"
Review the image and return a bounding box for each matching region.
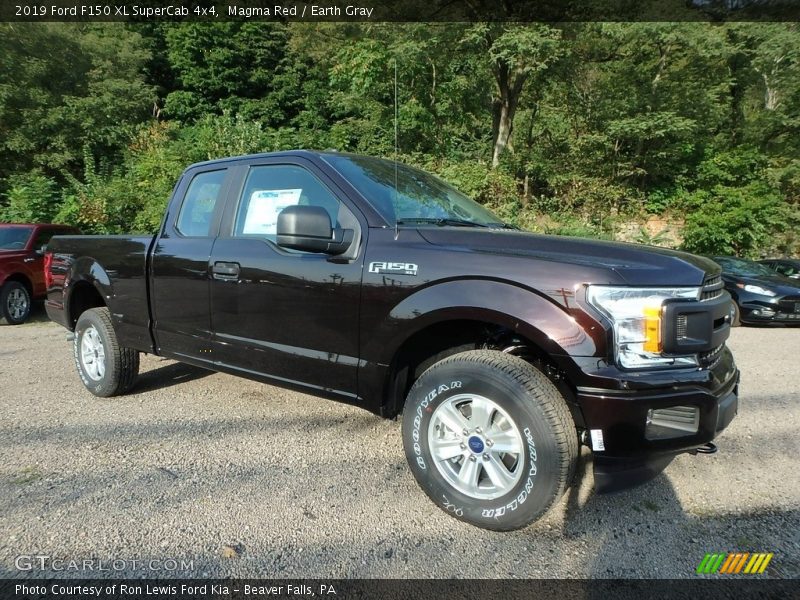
[578,429,589,446]
[689,442,717,455]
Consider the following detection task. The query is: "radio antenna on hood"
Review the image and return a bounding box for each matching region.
[394,58,399,240]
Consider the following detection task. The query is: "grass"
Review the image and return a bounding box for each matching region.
[631,500,660,513]
[642,500,661,512]
[11,466,42,484]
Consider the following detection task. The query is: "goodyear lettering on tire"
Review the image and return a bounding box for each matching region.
[412,381,462,470]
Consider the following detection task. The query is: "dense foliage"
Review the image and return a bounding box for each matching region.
[1,22,798,257]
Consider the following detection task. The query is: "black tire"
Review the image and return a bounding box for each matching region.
[1,281,31,325]
[402,350,578,531]
[73,307,139,397]
[731,301,741,327]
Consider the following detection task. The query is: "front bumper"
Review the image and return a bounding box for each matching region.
[740,304,800,324]
[591,386,738,492]
[573,348,740,493]
[739,294,800,324]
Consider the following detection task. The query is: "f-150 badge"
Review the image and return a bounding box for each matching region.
[369,261,418,276]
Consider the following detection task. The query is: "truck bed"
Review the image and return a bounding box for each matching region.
[46,235,156,352]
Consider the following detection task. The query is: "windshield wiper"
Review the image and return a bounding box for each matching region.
[486,222,519,230]
[396,218,489,228]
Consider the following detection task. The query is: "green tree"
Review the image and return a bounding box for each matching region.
[0,171,59,223]
[163,22,292,124]
[0,23,153,184]
[462,24,562,168]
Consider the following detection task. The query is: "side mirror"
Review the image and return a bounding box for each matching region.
[277,205,353,255]
[35,245,47,256]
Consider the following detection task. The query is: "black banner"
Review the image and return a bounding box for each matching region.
[2,0,800,22]
[2,579,798,600]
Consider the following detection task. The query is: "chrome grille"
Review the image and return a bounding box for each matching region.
[701,275,724,301]
[779,296,800,313]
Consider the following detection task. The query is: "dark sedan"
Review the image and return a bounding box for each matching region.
[713,256,800,326]
[759,258,800,280]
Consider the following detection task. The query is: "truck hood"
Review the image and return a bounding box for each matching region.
[416,228,719,286]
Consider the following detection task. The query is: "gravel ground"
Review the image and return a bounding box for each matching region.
[1,305,798,579]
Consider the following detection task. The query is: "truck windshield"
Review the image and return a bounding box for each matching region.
[0,226,33,250]
[323,154,507,228]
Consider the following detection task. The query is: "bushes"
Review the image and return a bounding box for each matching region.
[2,118,791,256]
[430,161,521,223]
[677,148,798,257]
[46,115,278,234]
[0,171,60,223]
[680,183,794,258]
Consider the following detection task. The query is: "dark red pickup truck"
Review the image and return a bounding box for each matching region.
[45,151,740,530]
[0,223,79,324]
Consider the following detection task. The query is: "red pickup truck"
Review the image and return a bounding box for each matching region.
[0,223,79,324]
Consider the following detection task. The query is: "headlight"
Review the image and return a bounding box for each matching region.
[738,283,776,297]
[586,286,701,369]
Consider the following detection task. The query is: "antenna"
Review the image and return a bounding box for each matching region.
[394,58,399,240]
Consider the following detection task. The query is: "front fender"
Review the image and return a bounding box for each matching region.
[0,258,33,289]
[368,279,604,368]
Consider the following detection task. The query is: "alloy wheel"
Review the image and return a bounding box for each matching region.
[428,393,525,500]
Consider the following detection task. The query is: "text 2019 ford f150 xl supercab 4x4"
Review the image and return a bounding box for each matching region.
[46,151,739,530]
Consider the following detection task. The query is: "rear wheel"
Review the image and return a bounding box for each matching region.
[1,281,31,325]
[402,350,578,531]
[74,307,139,397]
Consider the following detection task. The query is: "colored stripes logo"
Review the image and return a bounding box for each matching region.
[697,552,773,575]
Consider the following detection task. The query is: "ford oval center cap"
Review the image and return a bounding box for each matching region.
[467,436,484,454]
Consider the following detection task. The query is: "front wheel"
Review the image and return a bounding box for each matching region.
[1,281,31,325]
[402,350,578,531]
[731,301,741,327]
[74,307,139,397]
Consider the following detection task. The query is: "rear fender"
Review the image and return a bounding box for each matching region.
[64,257,113,323]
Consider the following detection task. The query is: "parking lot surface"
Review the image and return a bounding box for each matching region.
[1,310,798,578]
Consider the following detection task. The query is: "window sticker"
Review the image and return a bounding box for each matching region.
[242,189,302,235]
[590,429,605,451]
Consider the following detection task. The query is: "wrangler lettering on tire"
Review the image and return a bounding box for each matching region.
[402,350,578,531]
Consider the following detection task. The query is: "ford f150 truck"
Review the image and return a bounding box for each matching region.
[0,223,80,324]
[46,151,739,530]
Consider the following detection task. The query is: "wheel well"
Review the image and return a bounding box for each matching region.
[382,319,581,424]
[4,273,33,296]
[68,282,105,328]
